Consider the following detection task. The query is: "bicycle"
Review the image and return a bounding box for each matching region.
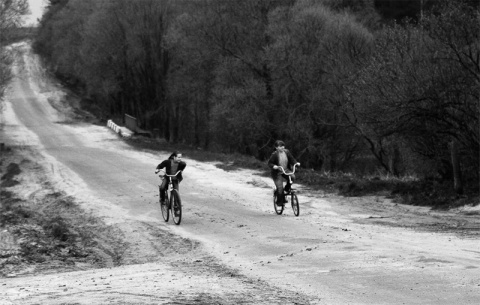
[273,164,300,216]
[157,170,183,225]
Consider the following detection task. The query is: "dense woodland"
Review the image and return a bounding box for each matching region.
[3,0,479,195]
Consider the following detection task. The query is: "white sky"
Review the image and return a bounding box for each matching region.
[24,0,47,26]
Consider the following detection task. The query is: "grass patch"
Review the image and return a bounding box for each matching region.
[335,174,479,210]
[390,179,479,210]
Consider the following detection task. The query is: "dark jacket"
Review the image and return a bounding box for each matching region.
[156,160,186,182]
[268,149,297,176]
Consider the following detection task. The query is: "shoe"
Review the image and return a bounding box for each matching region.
[174,209,181,216]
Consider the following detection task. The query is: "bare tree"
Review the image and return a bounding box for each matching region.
[342,1,479,186]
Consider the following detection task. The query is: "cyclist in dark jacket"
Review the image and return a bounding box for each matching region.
[268,140,300,205]
[155,151,186,204]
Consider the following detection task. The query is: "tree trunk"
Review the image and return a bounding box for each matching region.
[194,98,200,146]
[388,144,400,177]
[163,101,170,141]
[450,139,463,195]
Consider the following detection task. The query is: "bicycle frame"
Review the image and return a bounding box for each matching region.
[160,171,182,200]
[157,170,183,224]
[273,164,300,216]
[276,164,298,191]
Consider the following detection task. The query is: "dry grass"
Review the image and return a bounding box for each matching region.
[0,149,125,277]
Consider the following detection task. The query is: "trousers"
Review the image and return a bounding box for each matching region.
[272,173,295,203]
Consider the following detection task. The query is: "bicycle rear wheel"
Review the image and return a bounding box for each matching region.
[273,190,284,215]
[160,187,169,222]
[291,193,299,216]
[171,189,182,225]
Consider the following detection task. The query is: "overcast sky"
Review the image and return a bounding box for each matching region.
[24,0,47,26]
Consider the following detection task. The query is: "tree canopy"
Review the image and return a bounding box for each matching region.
[33,0,479,192]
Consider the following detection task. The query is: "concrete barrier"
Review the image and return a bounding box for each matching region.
[107,119,133,138]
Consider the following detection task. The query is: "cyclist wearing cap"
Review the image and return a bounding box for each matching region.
[268,140,300,205]
[155,151,186,205]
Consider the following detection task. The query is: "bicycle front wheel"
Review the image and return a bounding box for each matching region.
[171,189,182,225]
[160,187,169,222]
[291,193,299,216]
[273,190,284,215]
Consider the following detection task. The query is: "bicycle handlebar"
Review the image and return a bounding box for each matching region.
[164,171,182,177]
[276,163,299,175]
[155,169,182,177]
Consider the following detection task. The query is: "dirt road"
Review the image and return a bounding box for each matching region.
[1,42,479,304]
